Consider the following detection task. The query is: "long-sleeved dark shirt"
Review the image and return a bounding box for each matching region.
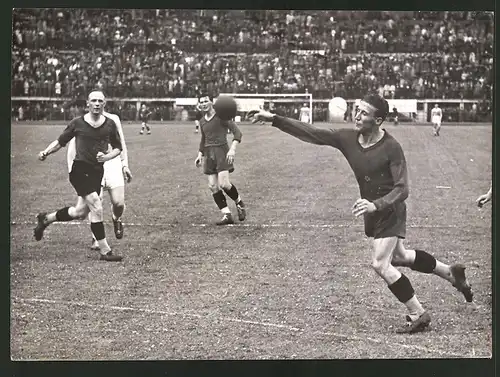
[272,115,409,210]
[199,114,242,153]
[58,116,122,167]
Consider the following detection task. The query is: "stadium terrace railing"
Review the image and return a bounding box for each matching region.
[10,97,491,123]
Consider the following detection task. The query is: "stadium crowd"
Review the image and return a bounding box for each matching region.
[11,9,493,121]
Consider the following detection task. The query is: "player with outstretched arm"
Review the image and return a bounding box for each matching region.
[249,94,473,333]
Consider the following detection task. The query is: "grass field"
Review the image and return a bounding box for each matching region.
[10,121,492,360]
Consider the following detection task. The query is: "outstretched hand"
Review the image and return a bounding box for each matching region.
[247,110,275,124]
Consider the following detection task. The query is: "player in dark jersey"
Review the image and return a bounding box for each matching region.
[139,104,152,135]
[35,90,124,262]
[249,94,473,333]
[194,94,246,225]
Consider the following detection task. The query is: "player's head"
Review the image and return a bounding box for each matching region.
[87,90,106,115]
[197,93,213,113]
[355,94,389,132]
[141,104,147,110]
[434,104,439,108]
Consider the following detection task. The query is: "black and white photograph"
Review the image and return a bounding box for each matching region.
[10,9,493,362]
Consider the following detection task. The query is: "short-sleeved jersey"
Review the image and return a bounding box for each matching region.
[58,115,122,167]
[272,116,409,211]
[199,114,242,153]
[431,107,442,117]
[66,112,128,172]
[139,108,152,122]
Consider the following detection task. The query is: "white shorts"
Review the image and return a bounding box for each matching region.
[300,115,310,123]
[432,116,441,125]
[101,157,124,191]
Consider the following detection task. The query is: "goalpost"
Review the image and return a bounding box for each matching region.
[219,93,314,124]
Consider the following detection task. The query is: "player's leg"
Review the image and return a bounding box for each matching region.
[372,237,430,333]
[218,170,246,221]
[34,196,90,241]
[208,173,233,225]
[144,122,151,134]
[140,122,145,134]
[391,239,473,302]
[84,191,122,261]
[108,185,125,239]
[90,187,105,250]
[435,120,441,136]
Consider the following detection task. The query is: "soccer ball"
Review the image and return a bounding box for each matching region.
[214,95,238,121]
[328,97,348,122]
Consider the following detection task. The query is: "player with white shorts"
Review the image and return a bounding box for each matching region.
[67,111,132,250]
[300,104,311,123]
[431,104,442,136]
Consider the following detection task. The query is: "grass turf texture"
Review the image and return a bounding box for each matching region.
[10,121,492,360]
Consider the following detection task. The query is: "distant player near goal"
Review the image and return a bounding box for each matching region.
[67,110,133,250]
[300,103,311,123]
[249,94,473,333]
[431,104,443,136]
[139,104,152,135]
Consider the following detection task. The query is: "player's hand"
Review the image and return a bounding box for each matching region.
[226,148,235,164]
[248,110,275,124]
[96,151,107,163]
[38,151,47,161]
[122,166,133,183]
[476,193,491,208]
[195,156,202,168]
[352,198,377,217]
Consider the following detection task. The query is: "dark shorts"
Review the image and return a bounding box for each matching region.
[364,201,406,239]
[69,160,104,197]
[203,144,234,175]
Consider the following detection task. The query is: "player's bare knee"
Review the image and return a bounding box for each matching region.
[208,182,219,193]
[219,181,232,191]
[371,259,390,276]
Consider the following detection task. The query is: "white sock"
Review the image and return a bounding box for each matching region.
[97,238,111,255]
[404,295,425,320]
[221,207,231,214]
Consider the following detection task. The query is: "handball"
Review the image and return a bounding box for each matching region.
[328,97,348,122]
[214,95,238,121]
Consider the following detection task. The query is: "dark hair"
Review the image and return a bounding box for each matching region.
[198,93,213,102]
[362,94,389,121]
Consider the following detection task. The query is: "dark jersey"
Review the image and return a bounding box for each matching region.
[393,107,398,116]
[139,108,152,122]
[199,114,242,153]
[272,115,409,211]
[58,115,122,167]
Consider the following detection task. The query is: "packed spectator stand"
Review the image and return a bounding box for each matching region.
[11,9,493,122]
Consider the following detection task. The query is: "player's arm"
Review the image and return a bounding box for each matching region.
[99,124,123,162]
[111,115,129,168]
[227,120,242,151]
[39,121,75,160]
[372,143,409,211]
[268,113,344,149]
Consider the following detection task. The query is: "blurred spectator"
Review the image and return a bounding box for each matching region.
[11,10,493,102]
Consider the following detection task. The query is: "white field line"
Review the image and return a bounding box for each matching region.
[10,221,460,229]
[13,297,468,358]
